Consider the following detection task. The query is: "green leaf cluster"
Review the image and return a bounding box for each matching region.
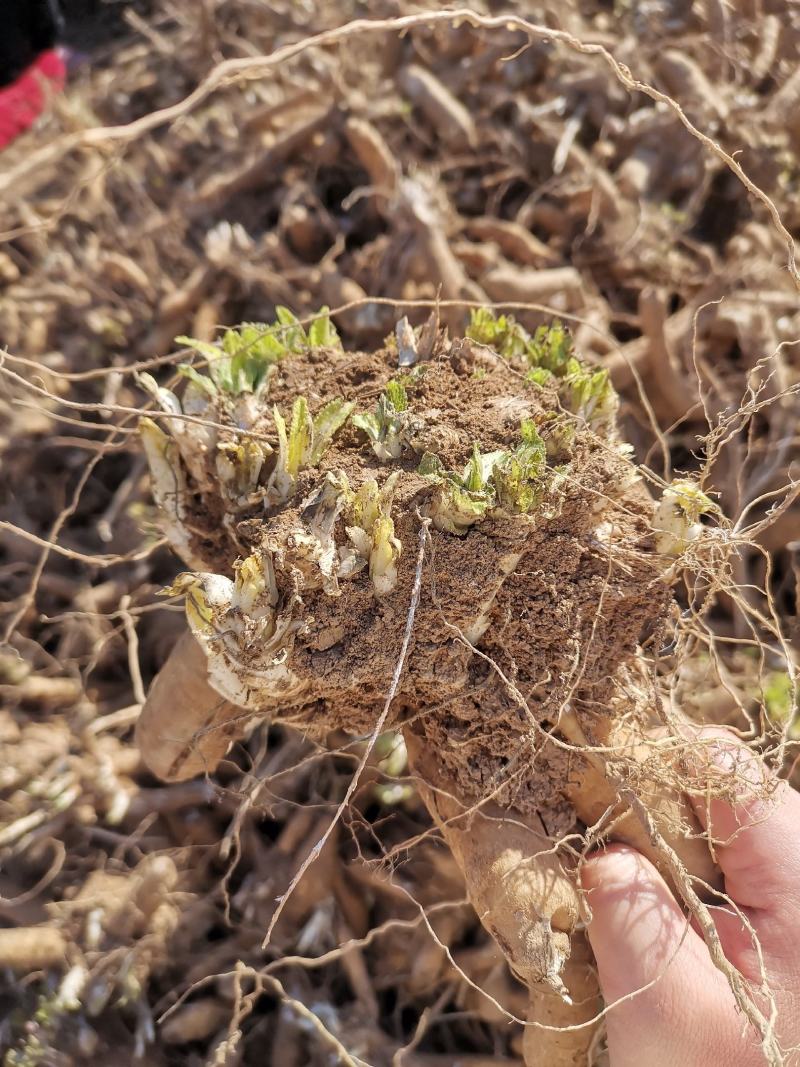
[468,310,619,432]
[467,309,577,375]
[561,365,617,429]
[343,472,402,596]
[526,320,579,377]
[267,396,354,504]
[419,420,548,533]
[353,380,410,460]
[176,307,341,398]
[466,308,531,360]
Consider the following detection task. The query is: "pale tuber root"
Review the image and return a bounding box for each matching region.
[135,631,251,782]
[404,728,600,1067]
[0,926,68,971]
[524,935,602,1067]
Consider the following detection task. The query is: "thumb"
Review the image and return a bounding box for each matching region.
[581,845,746,1067]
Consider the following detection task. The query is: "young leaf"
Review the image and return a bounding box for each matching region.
[178,364,218,398]
[526,321,575,376]
[385,379,409,412]
[431,483,493,534]
[267,396,351,504]
[561,366,618,430]
[369,514,402,596]
[353,384,412,460]
[417,452,445,479]
[308,307,341,348]
[310,398,355,465]
[175,336,226,363]
[463,445,504,493]
[526,366,553,387]
[274,307,307,351]
[286,396,312,480]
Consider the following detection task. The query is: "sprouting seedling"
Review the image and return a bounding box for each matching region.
[215,436,271,507]
[467,311,581,379]
[493,419,548,513]
[418,447,499,534]
[285,470,402,596]
[163,551,306,709]
[466,307,531,360]
[266,396,354,505]
[176,307,341,399]
[653,478,720,556]
[560,365,618,432]
[342,471,403,596]
[420,422,550,533]
[526,320,578,377]
[352,380,412,460]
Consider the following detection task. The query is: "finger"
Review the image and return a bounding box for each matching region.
[686,729,800,914]
[581,845,748,1067]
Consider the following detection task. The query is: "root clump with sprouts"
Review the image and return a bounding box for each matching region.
[136,307,728,1064]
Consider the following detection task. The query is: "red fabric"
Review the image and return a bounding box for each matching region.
[0,50,66,149]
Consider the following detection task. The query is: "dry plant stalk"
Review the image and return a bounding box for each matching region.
[132,308,753,1065]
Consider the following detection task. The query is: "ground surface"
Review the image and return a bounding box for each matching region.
[0,2,798,1065]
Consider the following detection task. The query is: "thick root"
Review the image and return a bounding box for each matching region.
[405,729,582,989]
[135,631,251,782]
[406,729,600,1067]
[0,926,68,970]
[524,935,602,1067]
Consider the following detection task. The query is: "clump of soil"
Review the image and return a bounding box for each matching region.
[154,327,668,826]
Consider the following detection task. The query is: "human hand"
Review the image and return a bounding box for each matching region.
[580,736,800,1067]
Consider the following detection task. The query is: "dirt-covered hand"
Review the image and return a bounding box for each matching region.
[581,736,800,1067]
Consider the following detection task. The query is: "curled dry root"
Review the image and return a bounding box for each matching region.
[135,310,728,1065]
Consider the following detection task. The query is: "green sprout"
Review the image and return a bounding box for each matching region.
[215,437,271,506]
[467,310,578,375]
[176,306,341,399]
[279,470,403,597]
[418,449,495,534]
[653,479,720,556]
[468,311,618,429]
[526,366,553,387]
[466,313,621,434]
[352,380,412,460]
[342,472,403,595]
[466,308,531,360]
[419,421,549,533]
[560,364,618,431]
[526,320,578,377]
[266,396,354,505]
[493,419,547,513]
